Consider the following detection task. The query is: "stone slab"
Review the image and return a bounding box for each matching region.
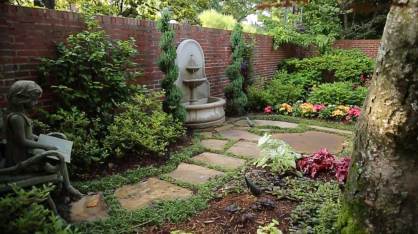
[272,131,346,154]
[166,163,225,185]
[114,178,193,211]
[227,141,261,159]
[201,139,229,151]
[309,125,353,135]
[192,152,246,170]
[219,129,260,142]
[254,120,299,128]
[70,193,108,223]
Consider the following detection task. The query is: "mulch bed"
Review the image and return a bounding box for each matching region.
[73,130,194,180]
[144,193,296,234]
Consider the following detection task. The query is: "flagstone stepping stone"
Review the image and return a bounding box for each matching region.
[227,141,261,159]
[192,152,246,170]
[114,178,193,211]
[254,120,299,128]
[272,131,346,154]
[201,139,229,151]
[166,163,225,185]
[309,125,353,135]
[215,123,235,132]
[70,193,108,223]
[235,119,298,129]
[219,129,260,142]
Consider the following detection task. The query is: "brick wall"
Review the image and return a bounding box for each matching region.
[333,40,381,58]
[0,5,380,108]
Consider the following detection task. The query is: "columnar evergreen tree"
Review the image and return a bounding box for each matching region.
[339,0,418,233]
[157,8,186,122]
[224,24,248,116]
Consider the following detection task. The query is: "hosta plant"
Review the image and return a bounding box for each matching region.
[255,134,301,174]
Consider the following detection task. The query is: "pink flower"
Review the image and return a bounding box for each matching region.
[264,106,273,114]
[313,104,326,112]
[348,106,361,118]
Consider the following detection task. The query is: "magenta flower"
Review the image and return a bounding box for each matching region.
[313,104,326,112]
[348,106,361,118]
[264,106,273,114]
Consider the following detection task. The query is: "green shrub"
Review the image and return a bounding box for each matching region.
[39,15,139,121]
[247,85,270,112]
[0,185,78,234]
[308,82,368,106]
[281,49,374,83]
[157,9,186,122]
[46,108,108,172]
[104,92,185,157]
[225,24,248,116]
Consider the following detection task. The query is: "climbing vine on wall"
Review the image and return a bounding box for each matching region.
[157,8,186,122]
[224,24,248,116]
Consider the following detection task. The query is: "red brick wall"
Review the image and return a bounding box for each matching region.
[333,40,381,58]
[0,5,380,108]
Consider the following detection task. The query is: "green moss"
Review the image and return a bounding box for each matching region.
[337,202,369,234]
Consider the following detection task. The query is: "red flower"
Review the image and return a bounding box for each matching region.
[264,106,273,114]
[334,157,351,183]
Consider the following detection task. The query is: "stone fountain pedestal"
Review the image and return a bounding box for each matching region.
[175,39,225,129]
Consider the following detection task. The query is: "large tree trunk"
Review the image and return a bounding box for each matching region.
[340,1,418,233]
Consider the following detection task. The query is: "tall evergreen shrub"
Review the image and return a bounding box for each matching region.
[224,24,248,116]
[157,9,186,122]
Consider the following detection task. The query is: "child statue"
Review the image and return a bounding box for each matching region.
[4,80,82,198]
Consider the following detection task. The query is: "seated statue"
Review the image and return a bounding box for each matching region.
[0,80,82,200]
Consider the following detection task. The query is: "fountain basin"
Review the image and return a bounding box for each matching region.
[183,97,226,129]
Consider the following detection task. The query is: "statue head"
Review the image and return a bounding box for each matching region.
[7,80,43,112]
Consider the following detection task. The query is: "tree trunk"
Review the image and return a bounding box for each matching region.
[340,1,418,233]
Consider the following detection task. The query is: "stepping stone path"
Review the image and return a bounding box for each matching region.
[273,131,346,154]
[227,141,261,159]
[219,129,260,142]
[309,125,353,135]
[114,178,193,211]
[166,163,225,185]
[235,119,299,129]
[201,139,229,151]
[192,152,246,170]
[94,118,348,217]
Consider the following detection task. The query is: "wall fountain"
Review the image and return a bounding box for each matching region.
[175,39,225,128]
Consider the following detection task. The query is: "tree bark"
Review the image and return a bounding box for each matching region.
[340,1,418,233]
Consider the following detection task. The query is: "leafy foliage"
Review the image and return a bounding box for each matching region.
[255,134,301,174]
[0,185,78,234]
[157,9,186,122]
[281,49,374,83]
[198,9,237,30]
[257,219,283,234]
[297,148,351,183]
[104,92,185,157]
[307,82,368,106]
[224,24,248,116]
[39,15,139,121]
[45,108,107,172]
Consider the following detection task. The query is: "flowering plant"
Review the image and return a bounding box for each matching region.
[297,148,351,183]
[264,106,273,114]
[313,104,326,112]
[346,106,361,121]
[278,103,293,115]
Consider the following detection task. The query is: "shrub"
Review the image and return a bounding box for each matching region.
[224,24,248,116]
[157,9,186,122]
[247,85,270,112]
[280,49,374,83]
[0,185,78,234]
[198,9,237,30]
[46,108,107,172]
[39,15,139,121]
[307,82,368,106]
[104,92,185,157]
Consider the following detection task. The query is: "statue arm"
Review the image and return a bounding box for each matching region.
[9,115,57,151]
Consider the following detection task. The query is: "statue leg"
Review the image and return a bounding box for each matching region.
[44,153,83,199]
